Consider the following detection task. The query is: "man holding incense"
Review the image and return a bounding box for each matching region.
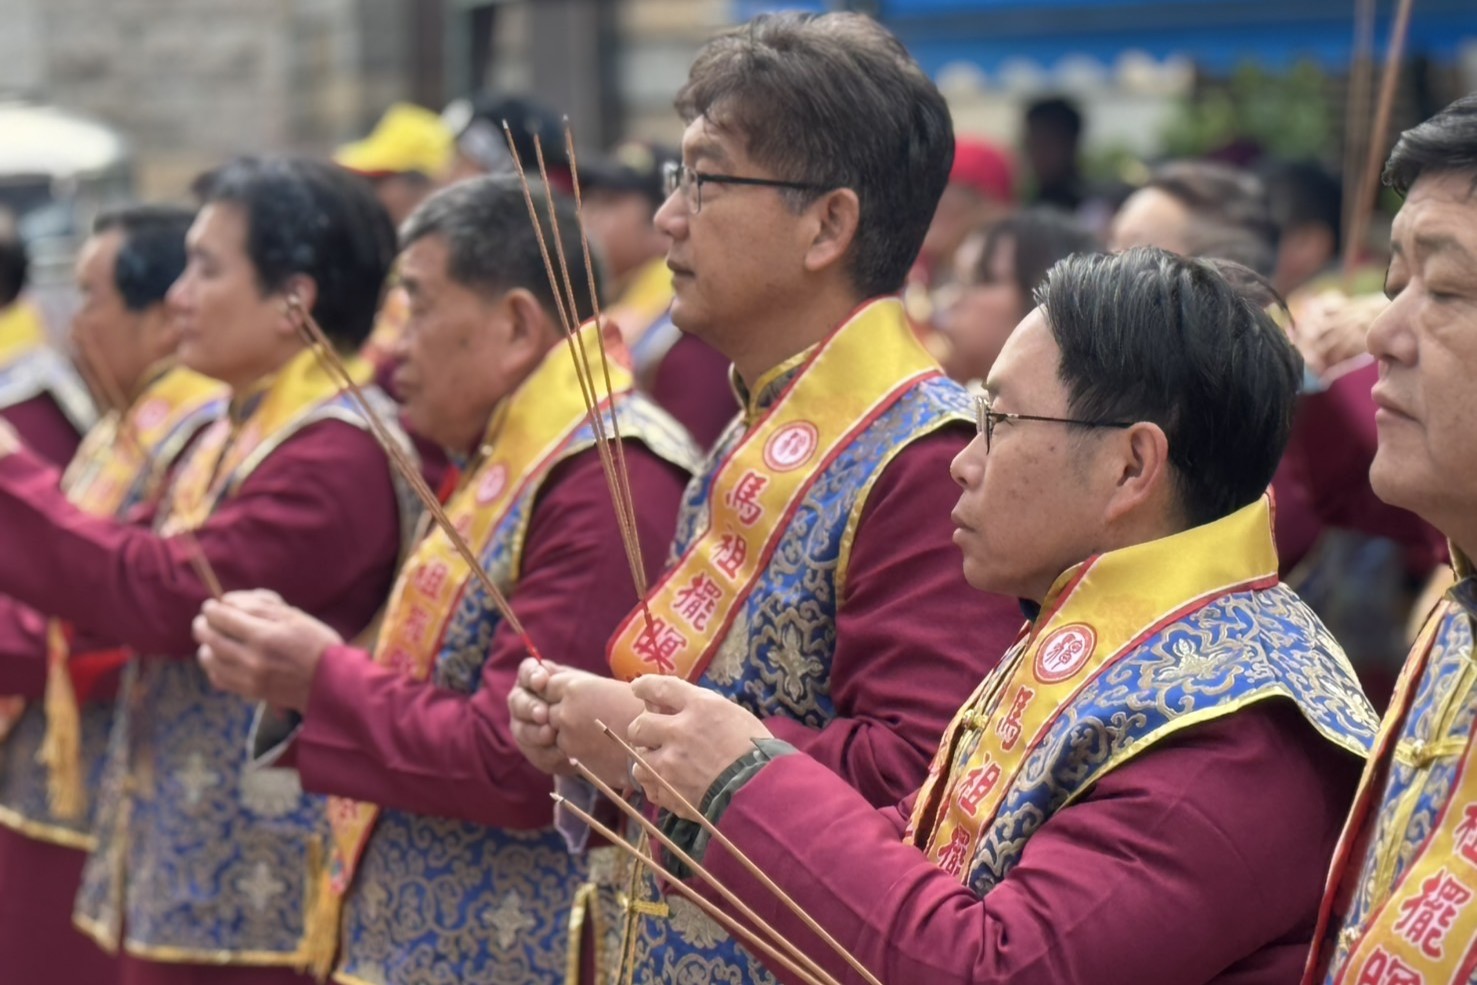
[0,204,223,985]
[618,248,1380,985]
[1304,93,1477,985]
[0,156,415,985]
[509,11,1021,983]
[193,176,699,984]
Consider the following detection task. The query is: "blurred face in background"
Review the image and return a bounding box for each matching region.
[943,229,1027,383]
[168,203,302,393]
[1109,187,1191,255]
[71,229,174,401]
[583,189,665,288]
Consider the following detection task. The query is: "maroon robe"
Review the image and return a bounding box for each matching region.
[700,701,1360,985]
[290,446,688,826]
[0,419,404,985]
[1,392,82,469]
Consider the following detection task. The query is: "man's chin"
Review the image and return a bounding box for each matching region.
[1369,453,1422,516]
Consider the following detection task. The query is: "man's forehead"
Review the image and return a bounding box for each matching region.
[985,308,1056,399]
[681,117,736,167]
[1391,172,1477,258]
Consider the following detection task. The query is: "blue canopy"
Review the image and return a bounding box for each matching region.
[734,0,1477,76]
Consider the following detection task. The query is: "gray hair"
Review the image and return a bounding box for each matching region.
[400,174,602,324]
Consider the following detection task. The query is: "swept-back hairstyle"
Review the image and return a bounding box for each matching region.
[192,156,396,349]
[1383,92,1477,197]
[399,175,602,326]
[1037,246,1302,527]
[675,11,954,299]
[93,204,195,311]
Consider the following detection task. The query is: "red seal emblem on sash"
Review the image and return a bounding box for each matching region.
[476,463,509,504]
[134,398,169,432]
[763,421,819,472]
[1034,623,1096,683]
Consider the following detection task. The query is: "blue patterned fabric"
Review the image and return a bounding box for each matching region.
[74,390,407,963]
[335,396,697,985]
[0,397,224,848]
[1314,593,1477,983]
[622,373,972,985]
[962,583,1378,895]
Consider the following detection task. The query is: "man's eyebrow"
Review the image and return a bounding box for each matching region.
[687,137,731,170]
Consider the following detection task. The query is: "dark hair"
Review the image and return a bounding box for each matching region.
[674,11,953,298]
[1262,160,1342,246]
[1036,246,1302,527]
[93,204,195,311]
[0,221,27,308]
[399,174,602,325]
[1384,92,1477,197]
[191,156,396,348]
[1146,160,1280,277]
[1025,97,1083,142]
[975,206,1100,302]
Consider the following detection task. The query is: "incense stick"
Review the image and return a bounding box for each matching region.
[597,721,885,985]
[499,122,656,637]
[1343,0,1415,283]
[552,792,831,985]
[82,342,224,599]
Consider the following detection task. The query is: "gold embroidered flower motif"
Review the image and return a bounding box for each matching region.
[236,860,286,913]
[240,767,302,818]
[174,751,220,810]
[666,896,726,949]
[1169,637,1223,679]
[483,890,536,951]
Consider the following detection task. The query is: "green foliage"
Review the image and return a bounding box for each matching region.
[1161,61,1334,160]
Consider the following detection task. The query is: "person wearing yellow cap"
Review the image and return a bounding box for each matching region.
[335,102,453,226]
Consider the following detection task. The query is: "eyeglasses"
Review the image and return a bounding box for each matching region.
[974,392,1134,453]
[661,161,828,214]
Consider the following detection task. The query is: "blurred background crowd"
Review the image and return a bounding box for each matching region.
[3,0,1477,711]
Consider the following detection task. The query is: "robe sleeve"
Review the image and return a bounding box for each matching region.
[0,419,401,654]
[0,597,49,696]
[1,393,82,469]
[704,700,1360,985]
[761,427,1023,807]
[291,443,688,828]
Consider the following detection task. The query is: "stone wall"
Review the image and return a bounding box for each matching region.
[0,0,418,199]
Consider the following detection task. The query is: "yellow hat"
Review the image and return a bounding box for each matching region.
[335,103,453,178]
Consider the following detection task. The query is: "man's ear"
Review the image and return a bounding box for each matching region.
[277,274,318,340]
[1103,420,1172,524]
[802,188,861,275]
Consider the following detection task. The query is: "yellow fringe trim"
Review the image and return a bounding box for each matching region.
[297,837,343,981]
[39,621,85,821]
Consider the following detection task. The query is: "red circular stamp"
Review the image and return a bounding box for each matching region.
[476,463,509,504]
[1034,623,1097,683]
[763,421,819,472]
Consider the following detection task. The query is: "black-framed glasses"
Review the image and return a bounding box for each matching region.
[974,392,1134,452]
[661,161,828,214]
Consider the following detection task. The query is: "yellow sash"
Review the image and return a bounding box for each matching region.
[35,365,225,819]
[1315,602,1477,984]
[607,297,940,682]
[1334,722,1477,982]
[909,498,1281,874]
[304,325,634,975]
[0,301,45,363]
[161,347,370,536]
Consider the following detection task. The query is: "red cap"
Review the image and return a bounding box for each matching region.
[950,139,1015,204]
